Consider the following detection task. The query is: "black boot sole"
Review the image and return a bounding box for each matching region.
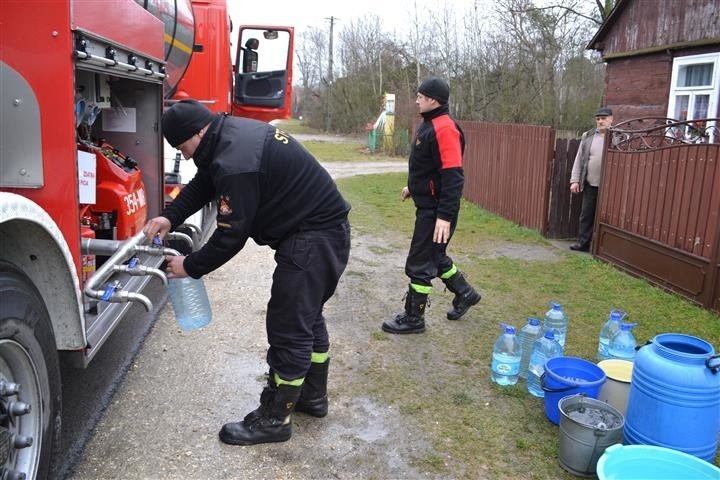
[218,427,292,446]
[381,323,426,334]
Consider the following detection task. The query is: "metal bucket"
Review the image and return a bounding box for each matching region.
[558,394,625,477]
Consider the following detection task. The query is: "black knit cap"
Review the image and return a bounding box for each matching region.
[162,99,215,147]
[418,76,450,104]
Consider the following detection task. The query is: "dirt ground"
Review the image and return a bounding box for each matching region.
[70,161,564,480]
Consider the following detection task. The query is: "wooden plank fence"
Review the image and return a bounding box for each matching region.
[459,121,555,234]
[458,117,719,312]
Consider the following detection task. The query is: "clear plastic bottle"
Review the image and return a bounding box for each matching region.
[491,324,522,386]
[543,301,568,348]
[527,330,564,397]
[518,317,543,380]
[608,322,638,361]
[167,276,213,331]
[597,309,626,361]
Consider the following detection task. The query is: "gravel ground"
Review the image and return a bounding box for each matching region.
[70,161,429,480]
[70,160,564,480]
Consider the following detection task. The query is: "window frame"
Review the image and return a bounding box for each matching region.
[667,52,720,122]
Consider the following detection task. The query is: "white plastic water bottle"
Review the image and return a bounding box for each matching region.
[608,323,638,361]
[518,317,543,380]
[543,301,568,348]
[167,277,213,331]
[527,330,564,397]
[491,324,522,386]
[598,309,626,361]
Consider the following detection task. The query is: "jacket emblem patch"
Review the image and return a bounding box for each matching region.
[218,195,232,216]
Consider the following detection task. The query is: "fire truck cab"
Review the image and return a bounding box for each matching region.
[0,1,292,477]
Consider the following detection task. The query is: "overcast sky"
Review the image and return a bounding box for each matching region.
[228,0,484,36]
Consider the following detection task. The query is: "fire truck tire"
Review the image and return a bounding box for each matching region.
[0,262,62,480]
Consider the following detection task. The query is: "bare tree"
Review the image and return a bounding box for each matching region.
[296,0,607,134]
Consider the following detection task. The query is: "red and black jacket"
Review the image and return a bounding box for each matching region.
[408,104,465,221]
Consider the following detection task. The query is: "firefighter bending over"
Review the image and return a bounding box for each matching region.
[143,99,351,445]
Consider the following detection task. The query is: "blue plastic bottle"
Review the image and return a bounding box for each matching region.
[491,324,522,386]
[527,330,564,397]
[518,317,543,380]
[598,309,626,361]
[608,323,638,361]
[167,276,213,331]
[543,302,568,348]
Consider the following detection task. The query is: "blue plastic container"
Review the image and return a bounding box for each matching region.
[597,444,720,480]
[543,301,568,348]
[518,317,543,380]
[491,324,522,386]
[624,333,720,461]
[541,356,606,424]
[167,277,213,331]
[527,330,563,398]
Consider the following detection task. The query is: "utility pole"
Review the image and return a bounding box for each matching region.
[325,15,335,132]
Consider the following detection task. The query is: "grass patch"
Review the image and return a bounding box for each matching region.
[277,119,405,163]
[274,118,318,135]
[301,140,369,162]
[335,171,720,478]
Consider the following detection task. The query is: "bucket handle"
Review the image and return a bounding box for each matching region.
[706,354,720,374]
[540,372,576,393]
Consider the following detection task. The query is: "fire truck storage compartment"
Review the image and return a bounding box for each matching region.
[74,67,164,240]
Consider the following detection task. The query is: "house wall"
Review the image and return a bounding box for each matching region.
[595,0,719,56]
[603,45,720,124]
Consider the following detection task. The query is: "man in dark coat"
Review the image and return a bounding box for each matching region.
[143,99,351,445]
[382,76,481,335]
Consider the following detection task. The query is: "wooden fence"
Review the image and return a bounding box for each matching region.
[458,117,719,312]
[459,121,555,233]
[593,118,720,312]
[459,121,580,239]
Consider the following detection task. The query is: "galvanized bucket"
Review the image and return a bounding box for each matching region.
[558,394,625,477]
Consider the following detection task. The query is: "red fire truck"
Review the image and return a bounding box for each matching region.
[0,1,293,477]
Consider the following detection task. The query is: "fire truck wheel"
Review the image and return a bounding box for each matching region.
[0,262,62,480]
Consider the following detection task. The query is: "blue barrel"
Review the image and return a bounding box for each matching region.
[624,333,720,461]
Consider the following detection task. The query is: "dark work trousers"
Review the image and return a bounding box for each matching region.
[577,183,598,248]
[405,208,458,287]
[266,220,351,381]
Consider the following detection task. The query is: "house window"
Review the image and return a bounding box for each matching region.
[667,53,719,142]
[667,53,719,122]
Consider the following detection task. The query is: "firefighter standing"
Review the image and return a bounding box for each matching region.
[143,99,351,445]
[382,77,481,334]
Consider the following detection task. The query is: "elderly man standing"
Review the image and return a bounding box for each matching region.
[569,107,614,252]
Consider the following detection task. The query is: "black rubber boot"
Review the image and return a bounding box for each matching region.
[442,271,481,320]
[219,378,301,446]
[295,359,329,418]
[381,287,427,334]
[240,375,274,425]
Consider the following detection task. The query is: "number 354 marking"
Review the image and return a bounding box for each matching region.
[124,188,146,216]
